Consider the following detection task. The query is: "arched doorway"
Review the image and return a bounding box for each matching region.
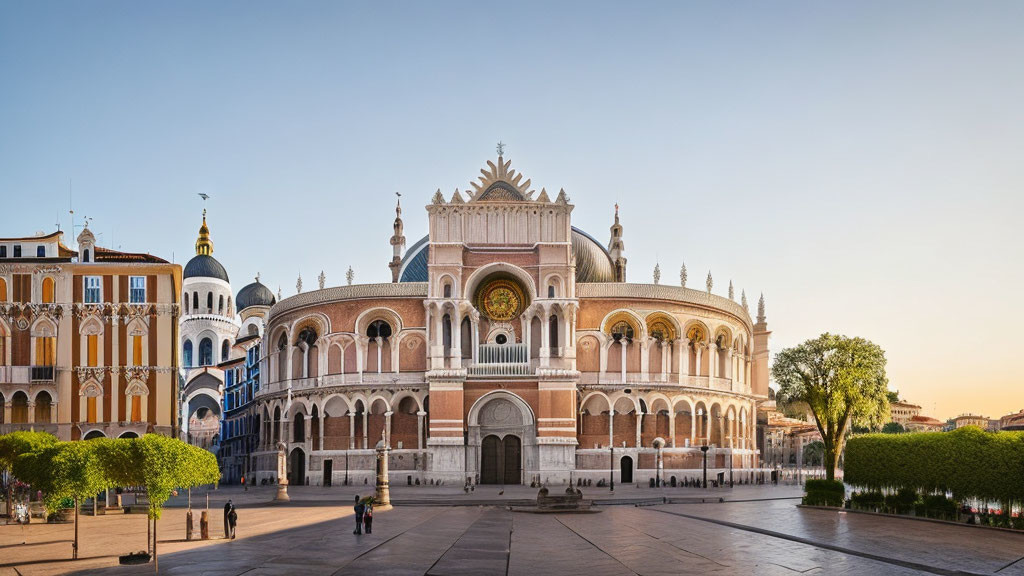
[290,448,305,486]
[468,391,536,485]
[480,434,522,485]
[620,455,634,484]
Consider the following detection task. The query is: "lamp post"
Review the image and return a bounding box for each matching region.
[609,445,615,492]
[344,450,349,486]
[700,444,709,489]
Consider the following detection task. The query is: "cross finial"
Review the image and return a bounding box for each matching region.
[496,141,506,156]
[255,272,261,283]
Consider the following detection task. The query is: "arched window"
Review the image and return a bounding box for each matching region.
[192,292,198,310]
[366,320,392,340]
[183,340,193,367]
[184,295,189,314]
[443,282,452,298]
[218,295,224,314]
[548,285,555,298]
[35,391,52,423]
[206,292,213,313]
[199,338,213,366]
[611,321,634,341]
[227,296,232,316]
[293,413,305,443]
[442,314,452,353]
[221,340,230,362]
[0,277,7,303]
[549,315,559,356]
[41,277,55,303]
[82,249,90,263]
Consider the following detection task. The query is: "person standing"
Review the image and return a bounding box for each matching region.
[353,495,365,535]
[223,500,234,539]
[363,499,373,534]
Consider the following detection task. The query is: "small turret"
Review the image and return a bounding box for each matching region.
[608,204,627,282]
[389,194,406,282]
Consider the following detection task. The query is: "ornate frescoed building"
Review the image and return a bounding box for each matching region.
[0,226,180,440]
[249,152,771,487]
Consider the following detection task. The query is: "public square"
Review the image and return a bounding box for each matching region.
[1,485,1022,576]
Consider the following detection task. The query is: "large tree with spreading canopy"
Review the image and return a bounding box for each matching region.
[772,333,889,480]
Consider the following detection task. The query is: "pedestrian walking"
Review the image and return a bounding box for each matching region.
[223,499,235,539]
[353,495,365,535]
[363,499,373,534]
[228,506,238,539]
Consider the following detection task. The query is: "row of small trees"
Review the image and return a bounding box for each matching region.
[0,431,219,569]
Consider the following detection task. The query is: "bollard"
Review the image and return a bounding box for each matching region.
[186,510,194,541]
[200,510,209,540]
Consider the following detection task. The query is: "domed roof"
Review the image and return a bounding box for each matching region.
[398,227,615,283]
[183,254,229,282]
[236,278,276,310]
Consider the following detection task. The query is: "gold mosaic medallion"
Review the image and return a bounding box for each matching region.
[480,279,524,321]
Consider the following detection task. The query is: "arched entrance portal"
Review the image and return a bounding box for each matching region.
[290,448,306,486]
[468,391,536,485]
[620,455,634,484]
[480,434,522,485]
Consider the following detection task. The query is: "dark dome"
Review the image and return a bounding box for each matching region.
[236,280,275,310]
[183,254,229,282]
[399,227,615,283]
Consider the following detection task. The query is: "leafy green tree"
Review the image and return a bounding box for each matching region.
[0,431,58,519]
[773,333,889,481]
[887,390,901,403]
[882,422,905,434]
[96,434,219,569]
[802,441,825,466]
[14,441,110,559]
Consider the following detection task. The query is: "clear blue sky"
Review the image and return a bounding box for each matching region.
[2,1,1023,420]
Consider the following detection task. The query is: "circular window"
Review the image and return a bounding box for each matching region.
[477,279,525,321]
[495,334,508,345]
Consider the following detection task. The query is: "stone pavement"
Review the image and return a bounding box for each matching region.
[0,485,1020,576]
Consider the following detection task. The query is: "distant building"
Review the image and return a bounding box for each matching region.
[953,414,991,430]
[890,401,922,426]
[999,410,1024,431]
[906,415,944,432]
[0,226,180,440]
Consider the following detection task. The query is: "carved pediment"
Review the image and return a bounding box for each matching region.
[468,156,535,202]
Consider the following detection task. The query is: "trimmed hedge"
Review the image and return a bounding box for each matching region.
[844,427,1024,504]
[803,479,845,507]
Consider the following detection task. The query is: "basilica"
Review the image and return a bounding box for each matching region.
[183,152,771,487]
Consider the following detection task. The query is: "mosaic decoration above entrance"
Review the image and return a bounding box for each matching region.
[478,279,525,321]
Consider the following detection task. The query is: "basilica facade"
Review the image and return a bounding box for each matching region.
[249,154,770,487]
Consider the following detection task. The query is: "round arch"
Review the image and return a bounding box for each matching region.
[463,262,538,305]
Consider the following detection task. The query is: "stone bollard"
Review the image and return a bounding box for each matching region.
[200,510,209,540]
[186,510,194,541]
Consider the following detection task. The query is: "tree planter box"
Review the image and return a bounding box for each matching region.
[119,552,151,565]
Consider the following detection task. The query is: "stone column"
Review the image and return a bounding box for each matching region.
[318,415,325,450]
[348,411,356,450]
[416,410,426,450]
[691,411,697,445]
[450,309,462,369]
[639,338,649,378]
[539,311,550,368]
[620,341,627,383]
[362,411,369,449]
[695,346,703,379]
[50,401,59,424]
[27,402,35,424]
[608,409,615,448]
[375,337,383,374]
[669,411,676,448]
[384,410,393,448]
[680,338,689,381]
[304,418,312,446]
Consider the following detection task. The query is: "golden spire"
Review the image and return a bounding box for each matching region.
[195,208,214,256]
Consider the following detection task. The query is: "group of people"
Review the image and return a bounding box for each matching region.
[353,495,374,535]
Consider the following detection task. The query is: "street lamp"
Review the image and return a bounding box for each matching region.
[700,444,710,489]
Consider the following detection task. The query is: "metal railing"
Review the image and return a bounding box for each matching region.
[469,343,531,376]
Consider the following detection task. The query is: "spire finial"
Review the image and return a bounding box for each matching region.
[296,274,303,294]
[728,280,734,300]
[706,271,713,294]
[496,141,506,157]
[653,262,661,285]
[346,266,355,286]
[741,290,748,312]
[318,270,326,290]
[194,207,214,256]
[255,272,261,284]
[277,286,283,300]
[680,262,687,287]
[757,293,766,323]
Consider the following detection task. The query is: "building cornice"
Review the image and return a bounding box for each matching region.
[269,283,428,318]
[576,283,754,330]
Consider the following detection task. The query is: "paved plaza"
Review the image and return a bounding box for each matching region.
[1,485,1022,576]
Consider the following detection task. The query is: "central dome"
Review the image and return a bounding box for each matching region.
[184,254,229,282]
[398,227,615,283]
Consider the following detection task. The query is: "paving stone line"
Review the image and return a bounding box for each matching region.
[646,507,987,576]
